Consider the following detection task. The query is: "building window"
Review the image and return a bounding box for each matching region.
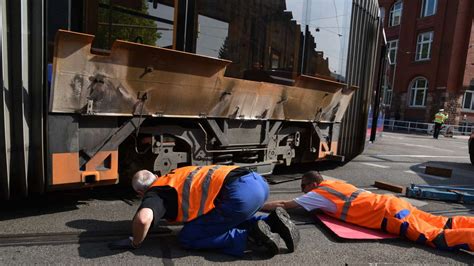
[463,88,474,111]
[271,52,280,69]
[409,77,428,107]
[389,1,403,27]
[421,0,437,17]
[415,31,433,61]
[387,39,398,64]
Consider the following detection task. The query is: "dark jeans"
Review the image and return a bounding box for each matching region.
[178,172,269,257]
[433,122,442,139]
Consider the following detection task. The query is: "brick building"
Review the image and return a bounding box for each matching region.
[379,0,474,125]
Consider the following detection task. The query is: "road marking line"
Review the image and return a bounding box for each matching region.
[360,162,390,168]
[375,155,468,158]
[400,143,454,152]
[382,134,404,140]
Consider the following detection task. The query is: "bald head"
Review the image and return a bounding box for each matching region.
[132,170,157,194]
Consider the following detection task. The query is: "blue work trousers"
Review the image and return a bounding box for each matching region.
[178,172,269,256]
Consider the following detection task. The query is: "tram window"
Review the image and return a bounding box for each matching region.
[148,2,174,48]
[195,0,302,83]
[304,0,351,82]
[194,0,351,84]
[196,15,229,59]
[95,0,174,50]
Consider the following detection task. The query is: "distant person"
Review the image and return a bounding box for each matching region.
[108,165,299,257]
[262,171,474,252]
[433,109,448,139]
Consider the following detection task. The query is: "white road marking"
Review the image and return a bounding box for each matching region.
[375,155,468,158]
[400,143,454,152]
[360,162,390,168]
[382,134,404,140]
[404,170,417,174]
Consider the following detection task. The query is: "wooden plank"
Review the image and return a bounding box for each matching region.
[425,166,452,178]
[373,181,405,193]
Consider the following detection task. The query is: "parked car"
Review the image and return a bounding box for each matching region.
[470,132,474,165]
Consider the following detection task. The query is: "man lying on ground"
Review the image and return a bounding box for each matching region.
[262,171,474,251]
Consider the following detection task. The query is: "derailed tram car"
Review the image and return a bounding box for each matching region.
[0,0,381,199]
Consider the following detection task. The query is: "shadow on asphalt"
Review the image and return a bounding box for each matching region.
[266,161,344,184]
[409,161,474,186]
[272,161,345,175]
[407,161,474,210]
[0,161,344,220]
[66,219,292,262]
[0,185,137,221]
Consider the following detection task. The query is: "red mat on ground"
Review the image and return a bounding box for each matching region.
[314,213,398,240]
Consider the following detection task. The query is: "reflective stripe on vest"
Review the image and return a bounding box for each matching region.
[341,189,365,221]
[181,166,203,222]
[197,165,220,217]
[434,113,447,123]
[149,165,239,222]
[317,185,365,221]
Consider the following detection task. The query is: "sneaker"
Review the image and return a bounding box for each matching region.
[266,207,300,252]
[248,220,281,256]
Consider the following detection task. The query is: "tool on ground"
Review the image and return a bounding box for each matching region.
[373,180,405,193]
[405,184,474,204]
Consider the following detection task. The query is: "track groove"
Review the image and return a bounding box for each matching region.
[0,228,172,247]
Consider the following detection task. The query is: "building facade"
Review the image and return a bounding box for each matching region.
[379,0,474,125]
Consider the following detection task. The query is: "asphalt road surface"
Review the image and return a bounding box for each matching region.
[0,132,473,264]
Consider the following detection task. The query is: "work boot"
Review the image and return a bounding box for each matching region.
[247,220,281,257]
[266,207,300,252]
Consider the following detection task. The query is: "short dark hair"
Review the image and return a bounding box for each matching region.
[302,171,324,184]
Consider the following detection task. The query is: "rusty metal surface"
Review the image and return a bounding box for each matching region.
[51,30,355,122]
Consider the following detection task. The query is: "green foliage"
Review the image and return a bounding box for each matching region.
[96,0,161,49]
[218,36,230,60]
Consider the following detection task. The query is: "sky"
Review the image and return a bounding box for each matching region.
[285,0,352,77]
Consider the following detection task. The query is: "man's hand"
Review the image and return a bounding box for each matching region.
[108,236,140,250]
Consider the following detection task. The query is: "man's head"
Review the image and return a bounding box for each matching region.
[132,170,157,197]
[300,171,324,193]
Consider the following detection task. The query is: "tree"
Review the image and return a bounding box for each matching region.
[218,36,230,60]
[95,0,161,49]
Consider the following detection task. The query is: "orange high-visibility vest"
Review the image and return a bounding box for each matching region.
[311,180,395,229]
[149,165,239,222]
